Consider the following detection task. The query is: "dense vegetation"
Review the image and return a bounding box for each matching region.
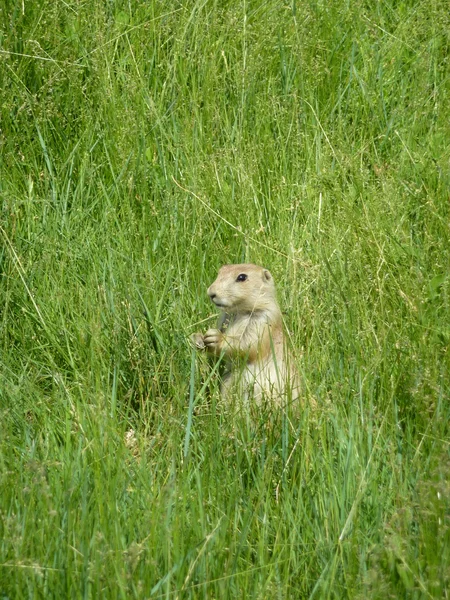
[1,0,449,597]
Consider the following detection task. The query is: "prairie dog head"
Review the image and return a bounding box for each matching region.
[207,264,277,314]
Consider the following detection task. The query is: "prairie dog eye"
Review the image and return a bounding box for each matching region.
[236,273,248,282]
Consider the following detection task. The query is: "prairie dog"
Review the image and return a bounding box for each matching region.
[191,264,300,405]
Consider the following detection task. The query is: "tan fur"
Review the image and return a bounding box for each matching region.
[191,264,300,405]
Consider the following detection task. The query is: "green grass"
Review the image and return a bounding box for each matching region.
[1,0,449,597]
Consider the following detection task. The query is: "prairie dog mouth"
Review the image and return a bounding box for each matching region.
[211,299,228,308]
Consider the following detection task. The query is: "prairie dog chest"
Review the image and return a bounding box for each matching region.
[221,312,266,337]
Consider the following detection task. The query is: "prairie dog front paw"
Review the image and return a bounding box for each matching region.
[203,328,224,353]
[190,332,206,350]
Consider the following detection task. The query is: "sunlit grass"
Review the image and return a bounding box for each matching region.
[1,0,449,597]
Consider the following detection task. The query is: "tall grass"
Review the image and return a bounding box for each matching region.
[1,0,449,597]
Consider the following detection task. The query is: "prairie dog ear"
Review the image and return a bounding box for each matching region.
[263,269,272,282]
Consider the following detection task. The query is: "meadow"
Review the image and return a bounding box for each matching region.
[1,0,449,597]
